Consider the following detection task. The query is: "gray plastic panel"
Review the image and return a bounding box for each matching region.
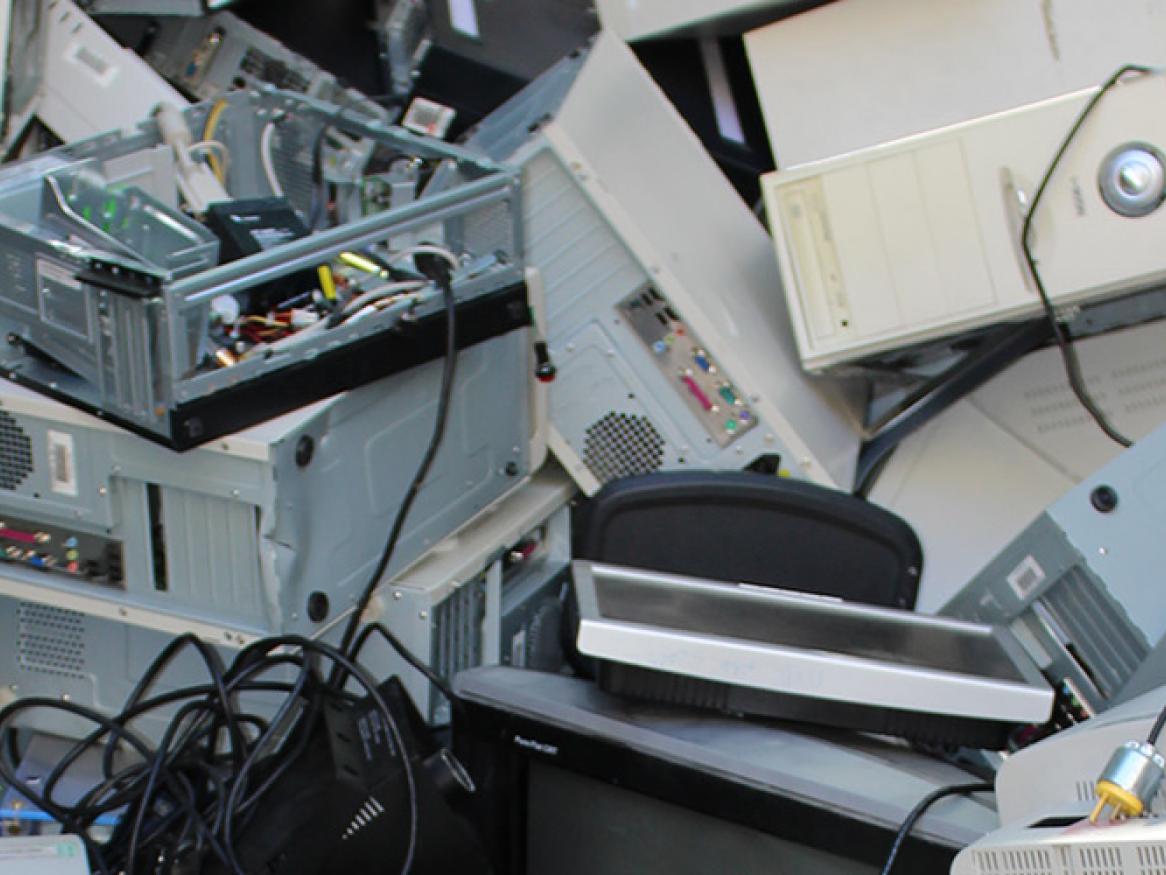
[944,421,1166,713]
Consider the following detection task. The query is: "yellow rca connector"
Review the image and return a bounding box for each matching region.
[1090,740,1166,822]
[317,264,338,301]
[337,251,387,277]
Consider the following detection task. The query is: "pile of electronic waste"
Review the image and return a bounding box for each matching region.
[1,2,1166,874]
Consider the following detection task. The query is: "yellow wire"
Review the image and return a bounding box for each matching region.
[202,99,229,183]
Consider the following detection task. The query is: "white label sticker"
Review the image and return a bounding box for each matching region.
[448,0,481,38]
[1006,555,1046,600]
[48,430,78,497]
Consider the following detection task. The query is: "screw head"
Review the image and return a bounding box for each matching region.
[306,591,330,623]
[295,435,315,467]
[1091,485,1119,513]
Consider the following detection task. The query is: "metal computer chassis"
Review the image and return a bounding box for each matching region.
[0,309,533,650]
[0,87,524,448]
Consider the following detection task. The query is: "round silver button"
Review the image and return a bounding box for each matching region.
[1100,143,1166,217]
[1118,161,1153,196]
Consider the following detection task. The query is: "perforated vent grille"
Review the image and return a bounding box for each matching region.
[971,847,1055,874]
[582,412,666,485]
[270,123,317,219]
[240,48,311,93]
[1074,778,1166,814]
[0,410,33,490]
[1037,567,1148,697]
[1023,381,1101,434]
[1138,842,1166,874]
[432,578,485,720]
[18,602,86,678]
[462,197,516,262]
[1019,353,1166,433]
[1075,845,1124,875]
[1113,356,1166,416]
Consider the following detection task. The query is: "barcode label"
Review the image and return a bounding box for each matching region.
[48,431,78,497]
[1006,555,1046,600]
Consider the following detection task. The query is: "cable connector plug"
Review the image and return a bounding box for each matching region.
[1090,740,1165,822]
[413,252,453,287]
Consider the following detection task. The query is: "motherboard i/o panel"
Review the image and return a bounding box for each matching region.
[0,87,524,447]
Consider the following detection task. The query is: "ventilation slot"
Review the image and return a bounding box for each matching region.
[1138,841,1166,874]
[1074,778,1166,815]
[0,410,33,490]
[1037,567,1149,698]
[1024,380,1106,435]
[582,412,666,485]
[17,602,86,678]
[341,796,385,841]
[1075,845,1123,875]
[432,577,485,718]
[971,847,1055,874]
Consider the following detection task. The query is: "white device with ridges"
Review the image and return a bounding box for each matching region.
[761,70,1166,371]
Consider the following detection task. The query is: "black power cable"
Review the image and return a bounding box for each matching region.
[1021,64,1155,449]
[0,633,418,875]
[1147,700,1166,746]
[334,254,460,668]
[880,781,993,875]
[351,622,463,722]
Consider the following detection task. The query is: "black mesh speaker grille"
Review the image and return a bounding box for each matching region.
[582,412,665,485]
[0,410,33,490]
